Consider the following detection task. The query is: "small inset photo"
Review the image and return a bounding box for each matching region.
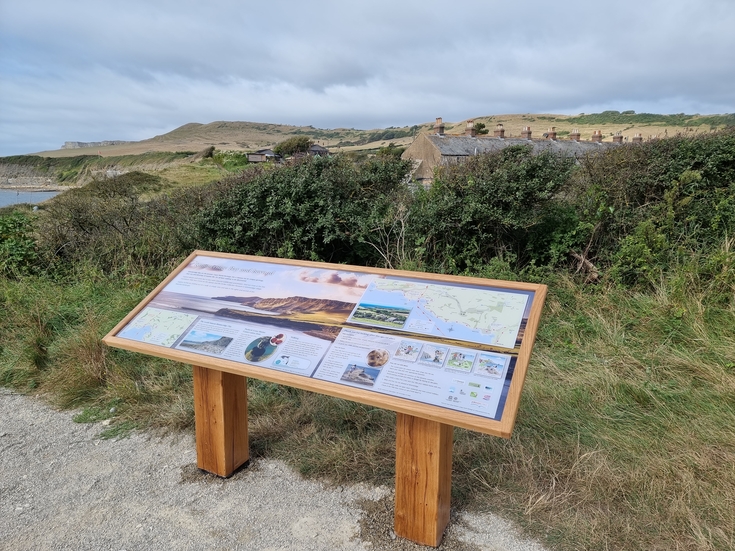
[341,362,382,387]
[418,344,448,367]
[475,353,509,379]
[178,331,233,355]
[244,334,284,363]
[446,350,476,372]
[349,304,411,329]
[366,348,390,367]
[394,340,421,362]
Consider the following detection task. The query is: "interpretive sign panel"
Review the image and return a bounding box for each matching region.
[104,251,546,437]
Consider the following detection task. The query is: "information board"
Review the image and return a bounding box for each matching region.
[104,251,546,437]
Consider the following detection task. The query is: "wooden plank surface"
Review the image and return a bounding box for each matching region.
[394,413,453,547]
[193,365,249,477]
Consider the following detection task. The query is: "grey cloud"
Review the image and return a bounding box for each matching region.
[2,1,734,155]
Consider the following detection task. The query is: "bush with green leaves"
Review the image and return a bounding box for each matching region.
[569,129,735,288]
[409,145,577,273]
[0,211,38,277]
[273,136,313,157]
[212,150,249,171]
[35,170,242,276]
[376,143,406,159]
[196,155,412,264]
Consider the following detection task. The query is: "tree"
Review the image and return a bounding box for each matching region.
[273,136,313,157]
[474,122,489,135]
[377,142,406,159]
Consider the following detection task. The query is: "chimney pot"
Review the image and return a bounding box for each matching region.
[570,128,581,141]
[493,123,505,138]
[465,119,476,137]
[632,133,643,143]
[591,130,603,143]
[521,126,532,140]
[548,126,557,140]
[612,132,623,144]
[434,117,445,136]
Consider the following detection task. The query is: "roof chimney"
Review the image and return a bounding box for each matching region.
[521,126,532,140]
[465,119,476,137]
[612,132,623,144]
[570,128,580,141]
[494,123,505,138]
[547,127,557,140]
[632,133,643,143]
[434,117,445,136]
[591,130,603,143]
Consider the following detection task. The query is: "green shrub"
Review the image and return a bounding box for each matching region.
[36,171,239,276]
[212,149,250,171]
[570,130,735,288]
[0,211,38,277]
[196,155,411,264]
[273,136,312,157]
[410,145,576,273]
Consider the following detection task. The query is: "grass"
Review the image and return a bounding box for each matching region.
[2,136,735,549]
[0,150,245,191]
[157,162,231,188]
[471,278,735,550]
[1,270,733,550]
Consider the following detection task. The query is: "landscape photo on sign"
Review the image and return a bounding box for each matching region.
[348,303,411,329]
[179,330,234,355]
[340,362,383,387]
[144,257,382,343]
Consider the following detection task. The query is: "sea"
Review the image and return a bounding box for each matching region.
[0,189,60,208]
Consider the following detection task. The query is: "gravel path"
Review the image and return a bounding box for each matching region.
[0,388,549,551]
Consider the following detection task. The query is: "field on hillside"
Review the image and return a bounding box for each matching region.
[32,120,428,158]
[29,111,735,159]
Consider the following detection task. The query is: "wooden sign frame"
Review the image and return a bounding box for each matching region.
[103,251,546,546]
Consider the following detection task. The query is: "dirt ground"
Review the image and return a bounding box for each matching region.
[0,388,550,551]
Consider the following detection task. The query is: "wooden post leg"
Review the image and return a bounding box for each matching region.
[193,366,249,477]
[394,413,453,547]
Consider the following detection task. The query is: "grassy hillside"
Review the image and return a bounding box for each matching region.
[28,111,735,159]
[32,120,430,158]
[6,110,731,190]
[2,130,734,550]
[0,149,250,193]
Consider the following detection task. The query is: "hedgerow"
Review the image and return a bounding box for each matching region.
[196,155,411,264]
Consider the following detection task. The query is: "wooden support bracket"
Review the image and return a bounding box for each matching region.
[394,413,453,547]
[193,365,249,477]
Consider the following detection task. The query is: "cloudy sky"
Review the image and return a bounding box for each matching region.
[1,0,733,156]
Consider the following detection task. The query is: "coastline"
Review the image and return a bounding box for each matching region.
[0,184,74,192]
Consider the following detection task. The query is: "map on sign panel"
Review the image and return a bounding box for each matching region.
[118,307,198,347]
[348,279,529,349]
